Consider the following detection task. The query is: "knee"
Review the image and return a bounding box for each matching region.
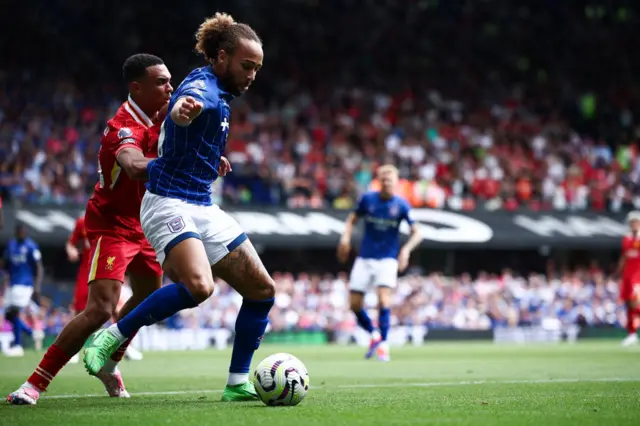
[183,272,215,303]
[246,278,276,301]
[258,278,276,300]
[83,292,116,326]
[350,300,363,312]
[378,302,390,310]
[83,303,114,326]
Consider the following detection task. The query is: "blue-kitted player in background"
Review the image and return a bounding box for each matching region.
[1,224,44,357]
[338,165,423,362]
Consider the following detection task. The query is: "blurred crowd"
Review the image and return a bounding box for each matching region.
[2,2,640,211]
[0,266,629,336]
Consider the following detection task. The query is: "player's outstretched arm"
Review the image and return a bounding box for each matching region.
[170,96,203,127]
[337,213,358,263]
[116,148,153,180]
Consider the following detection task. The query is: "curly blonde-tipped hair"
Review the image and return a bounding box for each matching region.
[194,12,261,63]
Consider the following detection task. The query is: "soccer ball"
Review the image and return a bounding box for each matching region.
[252,353,309,406]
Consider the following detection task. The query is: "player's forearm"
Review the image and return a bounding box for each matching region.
[340,215,357,243]
[65,242,77,259]
[401,228,423,253]
[117,149,153,180]
[125,157,153,180]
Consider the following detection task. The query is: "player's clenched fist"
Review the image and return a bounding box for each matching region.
[177,96,203,121]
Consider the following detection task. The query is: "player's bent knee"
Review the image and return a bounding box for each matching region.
[84,279,121,325]
[82,303,114,326]
[182,273,215,303]
[255,278,276,300]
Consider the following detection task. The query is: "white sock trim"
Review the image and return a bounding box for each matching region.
[109,324,126,343]
[227,373,249,386]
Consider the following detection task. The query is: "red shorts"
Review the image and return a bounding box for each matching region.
[621,271,640,301]
[86,233,162,283]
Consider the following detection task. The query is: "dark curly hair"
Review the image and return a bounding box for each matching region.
[194,12,261,62]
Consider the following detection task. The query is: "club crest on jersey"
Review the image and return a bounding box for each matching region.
[221,117,230,131]
[118,127,133,139]
[167,217,185,233]
[389,204,399,217]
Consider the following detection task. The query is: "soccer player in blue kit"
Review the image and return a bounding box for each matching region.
[83,13,275,402]
[337,165,423,361]
[1,224,44,357]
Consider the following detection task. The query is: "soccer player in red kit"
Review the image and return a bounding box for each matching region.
[7,54,173,405]
[619,211,640,346]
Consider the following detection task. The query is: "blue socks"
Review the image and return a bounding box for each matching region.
[8,315,32,347]
[117,283,197,337]
[379,308,391,341]
[229,298,274,374]
[354,310,374,333]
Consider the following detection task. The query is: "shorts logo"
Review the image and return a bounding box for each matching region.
[117,127,133,139]
[105,256,116,271]
[167,217,185,233]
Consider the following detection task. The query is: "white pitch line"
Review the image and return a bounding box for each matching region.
[44,377,640,400]
[337,377,640,388]
[46,389,222,399]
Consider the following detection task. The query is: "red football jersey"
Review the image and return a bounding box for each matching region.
[622,233,640,276]
[86,97,159,237]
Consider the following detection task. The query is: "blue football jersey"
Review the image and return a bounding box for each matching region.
[3,238,41,287]
[354,192,414,259]
[147,66,233,205]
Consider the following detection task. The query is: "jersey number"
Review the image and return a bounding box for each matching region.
[157,121,166,157]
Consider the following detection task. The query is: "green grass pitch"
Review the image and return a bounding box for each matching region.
[1,342,639,426]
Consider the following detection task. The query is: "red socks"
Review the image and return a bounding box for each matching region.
[27,344,71,392]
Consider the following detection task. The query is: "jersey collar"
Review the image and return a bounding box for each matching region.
[125,95,154,128]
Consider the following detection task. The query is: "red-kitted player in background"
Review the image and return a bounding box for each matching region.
[619,211,640,346]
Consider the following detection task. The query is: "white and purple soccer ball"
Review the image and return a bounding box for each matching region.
[252,353,309,406]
